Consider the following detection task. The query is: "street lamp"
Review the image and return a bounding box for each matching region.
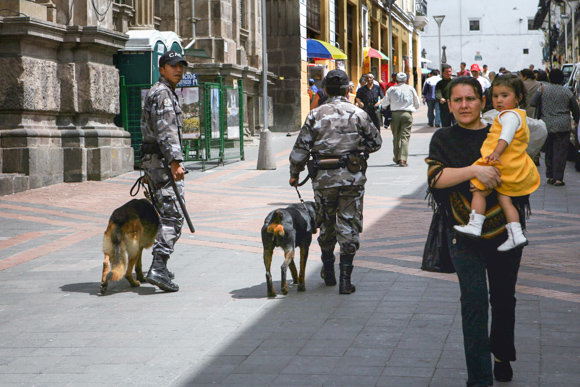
[562,14,570,63]
[433,15,445,72]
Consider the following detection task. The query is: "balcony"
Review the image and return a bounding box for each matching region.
[416,0,427,16]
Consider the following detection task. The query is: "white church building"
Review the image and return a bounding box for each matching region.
[420,1,545,74]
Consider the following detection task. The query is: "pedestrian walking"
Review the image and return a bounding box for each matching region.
[308,78,318,103]
[436,64,455,127]
[471,64,491,93]
[139,50,188,292]
[426,76,529,386]
[454,74,540,251]
[356,73,384,130]
[520,69,541,118]
[310,76,329,110]
[381,72,420,166]
[530,68,580,186]
[289,69,382,294]
[422,70,441,127]
[457,62,471,77]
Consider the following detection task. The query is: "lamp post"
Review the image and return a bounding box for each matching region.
[562,13,570,62]
[433,15,445,72]
[256,0,276,170]
[567,0,580,64]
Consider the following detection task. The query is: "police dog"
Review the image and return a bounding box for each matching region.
[261,202,317,297]
[100,199,160,295]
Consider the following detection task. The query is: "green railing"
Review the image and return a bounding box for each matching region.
[120,76,245,170]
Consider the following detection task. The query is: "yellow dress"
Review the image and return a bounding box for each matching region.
[471,109,540,196]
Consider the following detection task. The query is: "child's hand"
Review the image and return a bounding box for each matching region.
[485,153,502,165]
[469,182,482,192]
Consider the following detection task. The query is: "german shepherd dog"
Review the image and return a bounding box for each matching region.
[261,202,317,297]
[100,199,160,295]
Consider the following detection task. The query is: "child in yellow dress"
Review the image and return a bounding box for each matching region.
[454,74,540,251]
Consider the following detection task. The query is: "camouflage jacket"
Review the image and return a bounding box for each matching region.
[140,76,183,169]
[289,96,382,189]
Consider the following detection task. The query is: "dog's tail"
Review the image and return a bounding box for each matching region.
[266,211,285,236]
[102,222,127,282]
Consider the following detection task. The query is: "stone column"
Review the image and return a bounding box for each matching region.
[131,0,155,29]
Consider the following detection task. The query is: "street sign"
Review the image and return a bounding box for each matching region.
[177,73,198,87]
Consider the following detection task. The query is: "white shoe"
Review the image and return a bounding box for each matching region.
[497,222,528,252]
[454,210,486,238]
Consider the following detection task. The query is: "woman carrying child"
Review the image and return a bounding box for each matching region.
[426,75,539,386]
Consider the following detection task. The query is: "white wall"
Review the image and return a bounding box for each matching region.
[421,0,544,73]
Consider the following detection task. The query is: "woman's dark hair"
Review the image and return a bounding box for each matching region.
[447,75,484,101]
[536,70,548,82]
[549,68,564,84]
[491,73,527,108]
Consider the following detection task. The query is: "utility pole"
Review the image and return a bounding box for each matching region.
[257,0,276,170]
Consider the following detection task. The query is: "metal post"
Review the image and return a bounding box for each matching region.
[562,14,570,62]
[257,0,276,170]
[433,15,445,72]
[388,0,393,75]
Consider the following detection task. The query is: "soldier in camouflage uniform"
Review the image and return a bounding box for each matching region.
[289,69,382,294]
[140,50,188,292]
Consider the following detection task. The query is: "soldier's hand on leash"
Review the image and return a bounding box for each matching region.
[289,177,298,187]
[171,161,185,181]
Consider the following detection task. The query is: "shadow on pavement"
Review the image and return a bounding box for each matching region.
[60,281,158,296]
[230,280,299,299]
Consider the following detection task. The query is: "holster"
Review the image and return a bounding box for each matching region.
[140,142,162,157]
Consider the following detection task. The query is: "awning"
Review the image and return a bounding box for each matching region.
[532,0,549,30]
[364,47,389,60]
[307,39,347,60]
[420,58,432,63]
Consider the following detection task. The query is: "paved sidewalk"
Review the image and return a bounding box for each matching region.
[1,105,580,386]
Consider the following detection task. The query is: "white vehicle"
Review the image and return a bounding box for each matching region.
[562,63,575,86]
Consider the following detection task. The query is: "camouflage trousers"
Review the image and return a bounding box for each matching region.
[145,167,185,257]
[314,185,364,256]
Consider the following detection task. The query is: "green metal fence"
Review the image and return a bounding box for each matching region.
[120,76,244,170]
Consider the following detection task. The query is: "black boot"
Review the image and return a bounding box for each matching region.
[146,254,179,292]
[339,254,356,294]
[160,255,175,280]
[320,251,336,286]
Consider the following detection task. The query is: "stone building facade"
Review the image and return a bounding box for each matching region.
[267,0,426,133]
[0,0,133,195]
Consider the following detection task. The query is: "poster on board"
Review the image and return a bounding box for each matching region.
[226,89,239,139]
[181,88,200,139]
[210,88,220,139]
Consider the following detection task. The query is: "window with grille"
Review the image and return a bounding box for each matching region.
[307,0,321,34]
[469,19,480,31]
[527,18,534,30]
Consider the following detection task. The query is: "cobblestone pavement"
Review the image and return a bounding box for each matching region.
[1,105,580,386]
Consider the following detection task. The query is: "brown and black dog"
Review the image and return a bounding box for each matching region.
[261,202,317,297]
[100,199,160,295]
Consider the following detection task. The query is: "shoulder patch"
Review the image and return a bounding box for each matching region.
[163,98,172,107]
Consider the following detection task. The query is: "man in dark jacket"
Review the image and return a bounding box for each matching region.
[435,64,455,127]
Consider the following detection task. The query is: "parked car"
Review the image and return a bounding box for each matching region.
[562,63,575,86]
[564,63,580,95]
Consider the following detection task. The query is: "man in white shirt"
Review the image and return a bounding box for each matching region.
[481,64,490,80]
[471,64,491,93]
[380,72,420,167]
